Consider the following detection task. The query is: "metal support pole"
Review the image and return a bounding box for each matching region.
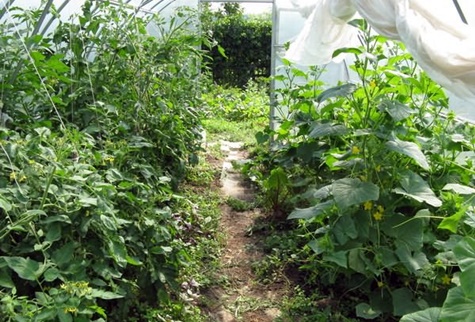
[453,0,468,24]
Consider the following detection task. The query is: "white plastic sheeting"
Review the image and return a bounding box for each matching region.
[0,0,198,36]
[285,0,475,106]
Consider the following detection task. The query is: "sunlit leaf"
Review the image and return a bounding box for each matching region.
[316,83,356,103]
[438,208,465,233]
[379,100,415,122]
[287,200,335,220]
[386,137,429,170]
[393,171,441,207]
[440,287,475,321]
[400,307,441,322]
[453,237,475,298]
[90,289,124,300]
[0,196,12,211]
[442,183,475,195]
[308,122,348,138]
[356,303,381,319]
[332,47,363,59]
[332,178,379,209]
[3,257,45,281]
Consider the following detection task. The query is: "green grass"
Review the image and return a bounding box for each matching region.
[202,117,266,145]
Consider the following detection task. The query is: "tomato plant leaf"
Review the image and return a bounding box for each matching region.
[0,268,14,288]
[90,289,124,300]
[0,196,12,211]
[3,257,45,281]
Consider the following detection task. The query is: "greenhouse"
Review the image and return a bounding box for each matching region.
[1,0,475,321]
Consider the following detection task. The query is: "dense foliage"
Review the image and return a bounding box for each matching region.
[0,2,208,320]
[245,20,475,321]
[201,3,272,88]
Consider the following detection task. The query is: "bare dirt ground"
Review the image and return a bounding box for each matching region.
[202,141,289,322]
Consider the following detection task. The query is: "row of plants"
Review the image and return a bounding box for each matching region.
[0,1,214,320]
[244,20,475,321]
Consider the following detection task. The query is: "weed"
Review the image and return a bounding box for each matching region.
[226,196,255,212]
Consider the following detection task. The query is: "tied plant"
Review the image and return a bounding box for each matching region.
[0,1,209,320]
[245,19,475,321]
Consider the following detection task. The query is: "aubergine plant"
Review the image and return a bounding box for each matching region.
[0,1,208,320]
[247,20,475,321]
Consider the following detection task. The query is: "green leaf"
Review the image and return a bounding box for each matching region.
[316,83,357,103]
[453,237,475,298]
[52,242,75,267]
[386,137,429,170]
[41,214,71,224]
[126,256,142,266]
[332,47,363,59]
[348,249,367,274]
[78,195,97,207]
[0,196,12,211]
[438,208,465,233]
[265,167,288,190]
[90,289,124,300]
[308,122,348,138]
[100,215,117,231]
[440,287,475,321]
[108,239,127,267]
[392,287,421,316]
[379,100,415,122]
[43,267,61,282]
[307,237,330,255]
[333,214,358,244]
[455,237,475,271]
[217,44,227,58]
[393,171,442,207]
[57,310,73,322]
[382,213,424,251]
[0,267,15,288]
[395,248,429,274]
[356,303,381,319]
[323,250,347,268]
[400,307,441,322]
[46,223,62,242]
[332,178,379,209]
[287,200,335,220]
[3,257,44,281]
[442,183,475,195]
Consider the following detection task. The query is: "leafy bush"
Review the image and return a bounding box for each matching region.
[0,2,208,320]
[201,80,269,122]
[201,3,272,88]
[245,20,475,321]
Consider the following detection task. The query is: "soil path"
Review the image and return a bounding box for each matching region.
[203,141,287,322]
